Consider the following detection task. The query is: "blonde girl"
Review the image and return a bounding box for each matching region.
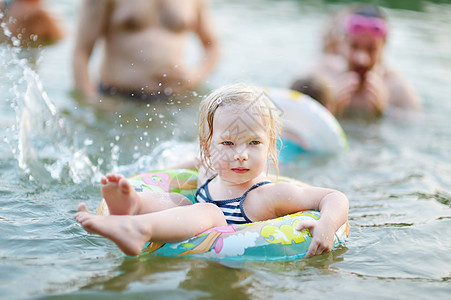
[75,83,349,257]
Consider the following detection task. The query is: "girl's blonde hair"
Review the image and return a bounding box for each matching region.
[197,83,281,175]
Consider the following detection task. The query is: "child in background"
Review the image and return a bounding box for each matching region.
[75,83,349,257]
[291,4,420,118]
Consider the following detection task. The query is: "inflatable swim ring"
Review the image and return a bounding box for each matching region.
[265,87,348,157]
[96,169,350,262]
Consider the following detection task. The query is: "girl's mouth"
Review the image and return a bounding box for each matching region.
[232,167,249,174]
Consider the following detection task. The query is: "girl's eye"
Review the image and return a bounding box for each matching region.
[222,141,233,146]
[250,140,261,145]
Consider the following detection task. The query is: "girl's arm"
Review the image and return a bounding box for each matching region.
[270,183,349,257]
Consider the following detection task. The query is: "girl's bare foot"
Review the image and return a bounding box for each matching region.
[101,174,140,215]
[74,203,151,256]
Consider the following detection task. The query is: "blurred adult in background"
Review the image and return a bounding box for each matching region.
[0,0,65,48]
[291,4,420,118]
[72,0,220,101]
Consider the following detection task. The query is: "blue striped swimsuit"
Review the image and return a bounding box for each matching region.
[195,176,271,224]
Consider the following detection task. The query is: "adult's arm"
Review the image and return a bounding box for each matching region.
[72,0,110,98]
[188,0,220,88]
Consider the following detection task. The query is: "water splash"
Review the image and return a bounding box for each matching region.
[115,140,198,176]
[1,42,96,184]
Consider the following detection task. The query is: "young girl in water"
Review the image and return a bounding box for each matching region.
[75,83,349,257]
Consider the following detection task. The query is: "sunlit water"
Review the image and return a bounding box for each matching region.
[1,0,450,299]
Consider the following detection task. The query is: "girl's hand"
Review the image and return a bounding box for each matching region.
[295,219,336,257]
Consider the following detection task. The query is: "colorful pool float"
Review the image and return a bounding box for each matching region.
[96,169,350,262]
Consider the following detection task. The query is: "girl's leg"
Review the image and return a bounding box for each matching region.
[101,174,192,215]
[75,202,226,256]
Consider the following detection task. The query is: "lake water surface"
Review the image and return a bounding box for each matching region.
[1,0,450,299]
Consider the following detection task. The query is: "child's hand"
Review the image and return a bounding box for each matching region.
[362,71,388,114]
[296,219,336,257]
[334,71,360,115]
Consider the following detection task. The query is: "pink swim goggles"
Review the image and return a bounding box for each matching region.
[345,14,388,38]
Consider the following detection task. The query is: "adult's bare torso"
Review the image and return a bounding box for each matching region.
[100,0,199,93]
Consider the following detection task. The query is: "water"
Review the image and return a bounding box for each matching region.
[1,0,450,299]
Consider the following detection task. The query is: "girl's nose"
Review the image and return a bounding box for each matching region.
[234,146,248,161]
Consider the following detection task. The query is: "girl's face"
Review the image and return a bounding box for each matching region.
[208,106,269,185]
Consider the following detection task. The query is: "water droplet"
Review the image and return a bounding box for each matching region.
[164,87,173,96]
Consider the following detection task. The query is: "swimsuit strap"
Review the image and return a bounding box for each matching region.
[194,175,216,201]
[200,174,216,189]
[240,181,272,200]
[238,181,272,223]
